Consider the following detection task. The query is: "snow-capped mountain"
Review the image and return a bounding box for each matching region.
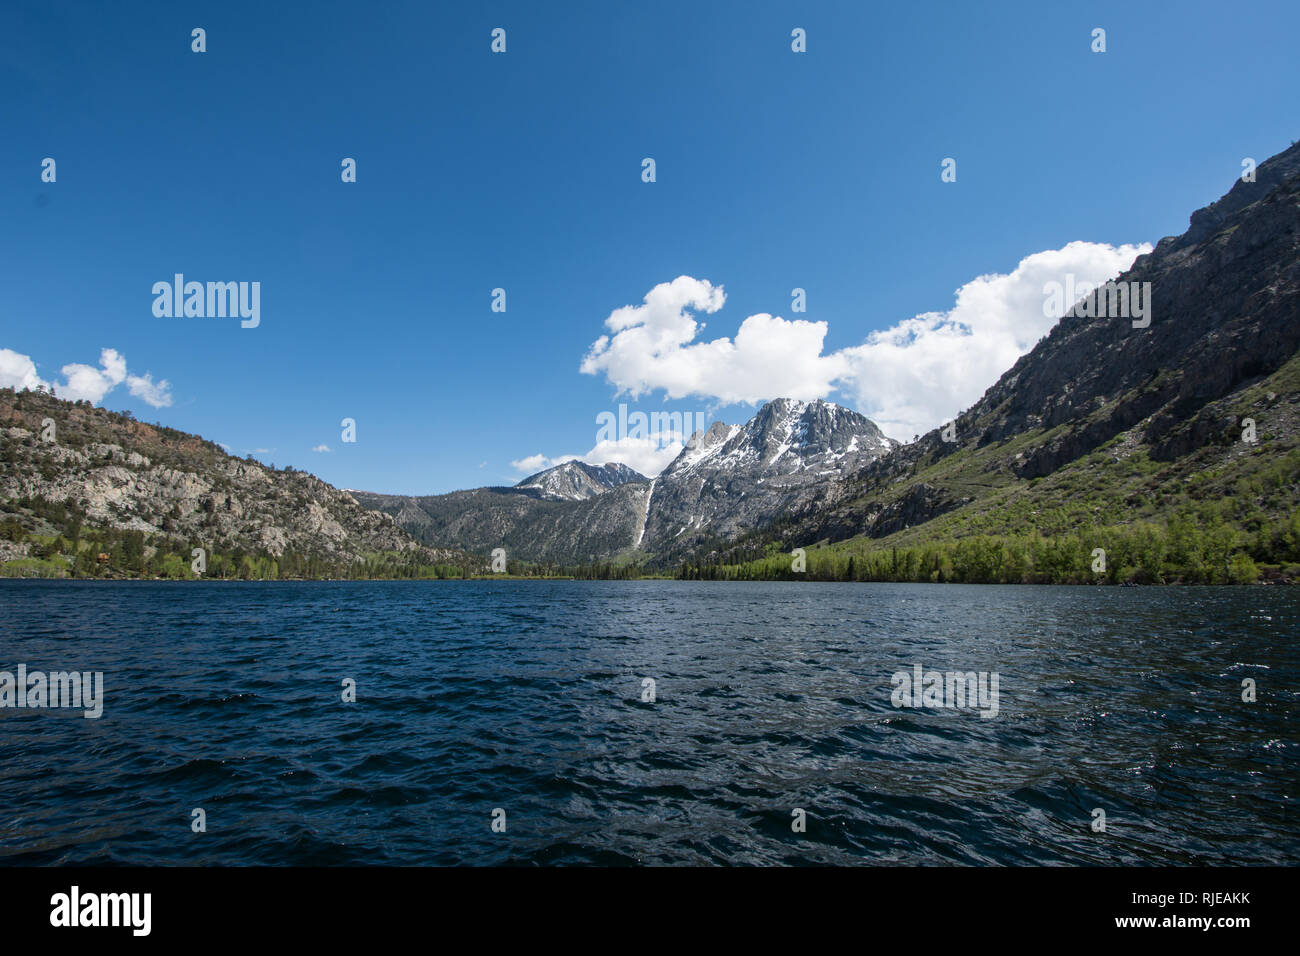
[635,398,897,557]
[664,398,895,479]
[357,398,897,564]
[514,460,646,501]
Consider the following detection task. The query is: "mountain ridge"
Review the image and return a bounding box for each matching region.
[515,460,646,501]
[354,397,897,564]
[695,139,1300,581]
[5,140,1297,582]
[0,389,478,578]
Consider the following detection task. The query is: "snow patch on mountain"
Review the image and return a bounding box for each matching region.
[515,460,647,502]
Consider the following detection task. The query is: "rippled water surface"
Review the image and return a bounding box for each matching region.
[0,580,1295,865]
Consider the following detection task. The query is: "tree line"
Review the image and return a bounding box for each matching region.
[679,510,1300,584]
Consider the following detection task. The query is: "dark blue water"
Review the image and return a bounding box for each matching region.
[0,580,1295,865]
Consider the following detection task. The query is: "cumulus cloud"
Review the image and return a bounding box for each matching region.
[0,346,174,408]
[839,241,1151,438]
[579,242,1151,440]
[126,372,174,408]
[312,444,332,453]
[58,348,127,404]
[0,349,49,392]
[580,276,844,403]
[512,428,695,480]
[585,435,684,477]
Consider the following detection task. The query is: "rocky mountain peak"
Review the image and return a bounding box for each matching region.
[664,398,895,479]
[515,459,647,501]
[1169,138,1300,254]
[639,398,898,559]
[669,420,740,473]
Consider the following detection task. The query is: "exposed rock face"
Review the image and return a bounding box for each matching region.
[355,481,649,565]
[514,460,646,501]
[763,139,1300,549]
[0,391,453,564]
[637,399,897,561]
[974,140,1300,469]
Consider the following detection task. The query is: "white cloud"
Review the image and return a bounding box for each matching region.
[512,428,693,480]
[57,348,127,404]
[312,444,332,453]
[511,453,579,474]
[838,241,1151,439]
[580,276,843,403]
[0,346,174,408]
[579,243,1151,441]
[126,372,173,408]
[584,435,684,477]
[0,349,50,392]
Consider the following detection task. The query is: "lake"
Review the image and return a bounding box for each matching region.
[0,580,1295,865]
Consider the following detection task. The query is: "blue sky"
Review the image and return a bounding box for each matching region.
[2,0,1297,493]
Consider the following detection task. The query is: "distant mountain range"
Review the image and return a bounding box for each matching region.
[3,139,1297,581]
[360,139,1300,579]
[353,398,896,565]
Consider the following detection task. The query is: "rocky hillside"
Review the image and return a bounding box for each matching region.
[0,389,472,576]
[637,398,896,561]
[705,139,1300,582]
[515,460,646,501]
[355,481,649,567]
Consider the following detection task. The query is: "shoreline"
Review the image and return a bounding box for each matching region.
[0,575,1289,586]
